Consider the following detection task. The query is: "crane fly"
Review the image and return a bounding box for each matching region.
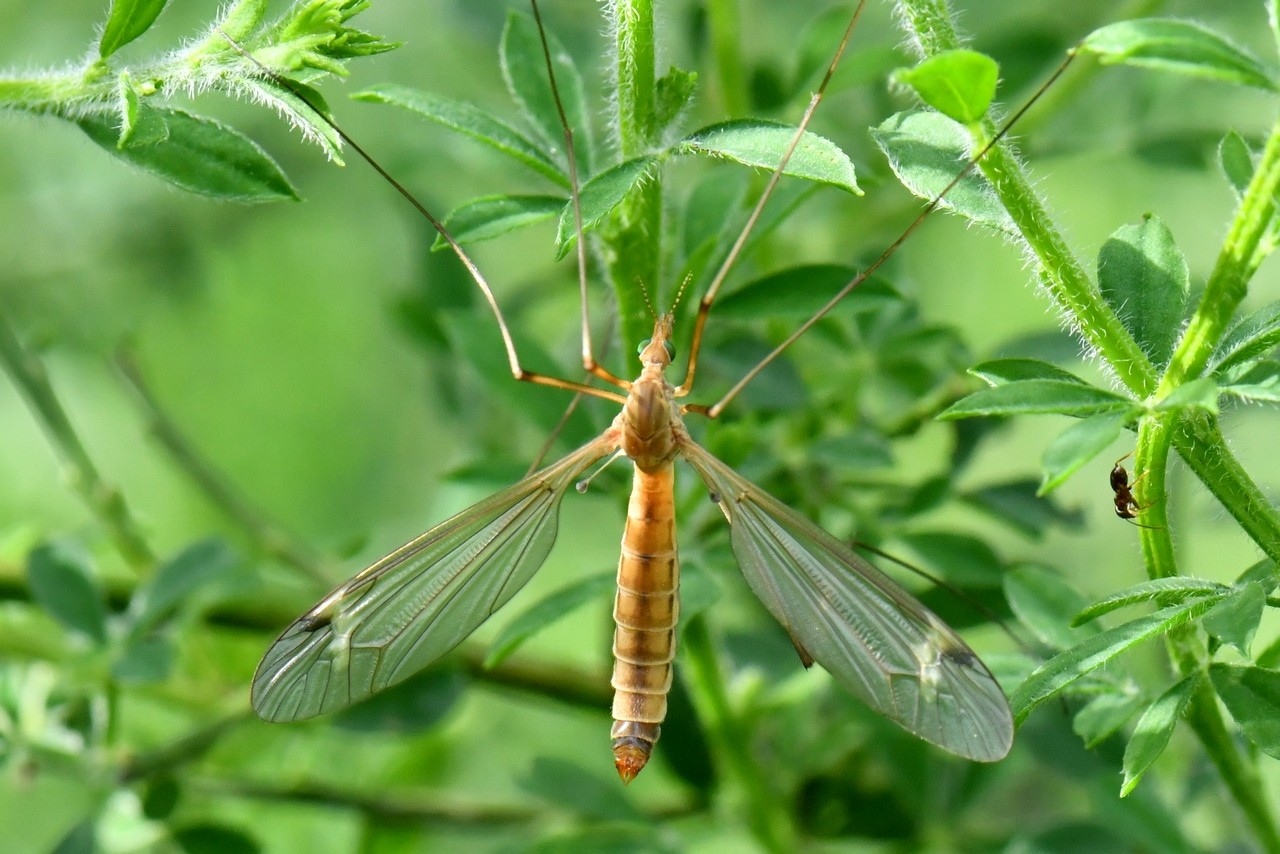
[249,0,1021,780]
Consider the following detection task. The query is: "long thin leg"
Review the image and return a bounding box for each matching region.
[530,0,630,391]
[675,1,866,400]
[686,45,1079,420]
[216,24,627,406]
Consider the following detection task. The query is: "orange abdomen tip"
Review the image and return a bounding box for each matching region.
[612,734,654,784]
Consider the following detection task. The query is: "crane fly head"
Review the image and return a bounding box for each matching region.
[637,314,676,369]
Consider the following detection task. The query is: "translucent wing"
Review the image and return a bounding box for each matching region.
[252,433,618,722]
[681,440,1013,761]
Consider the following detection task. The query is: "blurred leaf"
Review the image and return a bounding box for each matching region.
[501,9,591,172]
[810,431,894,470]
[1039,412,1129,495]
[1097,215,1189,368]
[962,479,1082,539]
[1004,564,1097,651]
[555,156,658,257]
[1202,581,1265,655]
[172,824,260,854]
[969,358,1087,386]
[99,0,170,58]
[714,265,900,320]
[354,85,566,185]
[27,541,108,645]
[486,573,614,668]
[677,120,860,193]
[1011,594,1223,721]
[131,539,238,635]
[334,665,467,734]
[940,379,1134,419]
[1081,19,1279,92]
[894,49,999,124]
[1073,577,1226,626]
[1121,673,1197,796]
[1074,691,1144,748]
[518,757,639,820]
[871,110,1015,233]
[678,562,723,625]
[79,109,297,201]
[433,195,565,249]
[1210,663,1280,758]
[896,531,1004,587]
[142,776,181,820]
[1211,301,1280,375]
[52,819,96,854]
[112,635,173,684]
[1219,130,1255,199]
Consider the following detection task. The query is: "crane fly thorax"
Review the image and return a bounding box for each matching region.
[621,315,681,473]
[621,368,680,473]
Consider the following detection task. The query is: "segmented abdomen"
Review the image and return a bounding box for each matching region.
[610,462,679,783]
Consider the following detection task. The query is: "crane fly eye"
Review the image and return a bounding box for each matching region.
[637,338,652,355]
[662,340,676,360]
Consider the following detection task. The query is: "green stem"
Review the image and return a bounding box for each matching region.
[681,617,795,853]
[1184,678,1280,852]
[602,0,662,357]
[0,314,155,571]
[1162,113,1280,392]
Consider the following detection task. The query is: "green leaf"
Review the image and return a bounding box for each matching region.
[1081,19,1280,92]
[432,195,565,250]
[1072,577,1227,626]
[1210,663,1280,758]
[554,156,658,257]
[654,66,698,134]
[1097,215,1189,368]
[27,542,108,645]
[1074,691,1144,748]
[1219,130,1255,199]
[1154,377,1219,414]
[1011,594,1223,721]
[485,573,614,668]
[871,110,1015,233]
[968,358,1088,386]
[1004,564,1097,651]
[1039,412,1129,495]
[131,540,238,635]
[171,823,260,854]
[1211,301,1280,376]
[78,109,297,202]
[1120,674,1198,797]
[678,120,860,194]
[895,531,1004,587]
[117,74,169,148]
[939,379,1134,419]
[713,265,900,320]
[1222,361,1280,402]
[894,50,999,124]
[500,10,592,174]
[99,0,171,58]
[111,635,173,684]
[353,85,567,186]
[1202,581,1265,655]
[141,776,180,820]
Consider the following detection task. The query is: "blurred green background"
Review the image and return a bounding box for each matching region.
[2,1,1279,851]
